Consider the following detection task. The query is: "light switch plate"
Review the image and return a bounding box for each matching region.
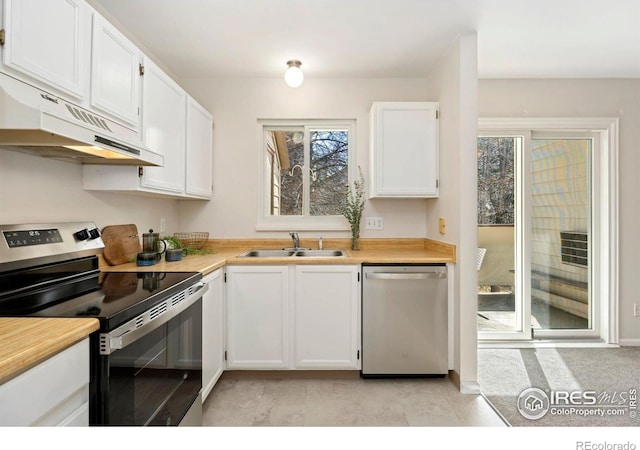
[366,217,384,230]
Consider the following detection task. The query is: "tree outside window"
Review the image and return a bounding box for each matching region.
[477,137,515,225]
[265,125,350,218]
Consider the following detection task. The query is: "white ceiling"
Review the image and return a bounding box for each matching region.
[94,0,640,80]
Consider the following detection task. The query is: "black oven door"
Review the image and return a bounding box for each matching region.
[92,292,203,426]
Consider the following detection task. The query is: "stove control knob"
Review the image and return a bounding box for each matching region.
[88,228,101,239]
[74,229,90,241]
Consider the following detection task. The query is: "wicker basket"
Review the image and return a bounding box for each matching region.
[173,232,209,250]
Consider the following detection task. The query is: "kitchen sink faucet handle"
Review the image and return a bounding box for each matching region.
[289,232,299,250]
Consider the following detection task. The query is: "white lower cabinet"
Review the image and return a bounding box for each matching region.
[225,265,290,369]
[225,265,360,371]
[294,265,360,369]
[202,268,225,401]
[0,338,90,426]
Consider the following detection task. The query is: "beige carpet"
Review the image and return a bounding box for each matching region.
[478,347,640,426]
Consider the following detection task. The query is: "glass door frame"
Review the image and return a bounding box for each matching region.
[530,131,600,340]
[477,130,532,340]
[477,117,619,344]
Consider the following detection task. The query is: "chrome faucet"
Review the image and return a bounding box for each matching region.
[289,232,300,250]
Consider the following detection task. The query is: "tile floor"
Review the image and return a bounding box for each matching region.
[202,375,507,427]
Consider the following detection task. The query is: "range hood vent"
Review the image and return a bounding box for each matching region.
[0,73,162,166]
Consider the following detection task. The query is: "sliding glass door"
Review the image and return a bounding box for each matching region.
[478,132,596,340]
[529,134,594,338]
[477,134,530,339]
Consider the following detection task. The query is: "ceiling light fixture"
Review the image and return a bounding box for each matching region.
[284,60,304,88]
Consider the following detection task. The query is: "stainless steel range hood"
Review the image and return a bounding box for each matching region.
[0,73,163,166]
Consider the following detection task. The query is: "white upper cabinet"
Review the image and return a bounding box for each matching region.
[369,102,439,198]
[83,59,214,199]
[186,96,213,198]
[0,0,91,101]
[90,13,141,129]
[140,57,186,194]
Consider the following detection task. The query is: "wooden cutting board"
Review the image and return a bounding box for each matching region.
[101,224,141,266]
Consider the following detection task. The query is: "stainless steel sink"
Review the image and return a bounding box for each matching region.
[237,249,347,258]
[294,249,347,257]
[238,249,295,258]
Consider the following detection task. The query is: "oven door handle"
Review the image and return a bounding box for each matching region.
[100,281,208,355]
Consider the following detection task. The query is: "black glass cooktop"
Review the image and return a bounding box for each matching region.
[28,271,200,330]
[0,255,200,330]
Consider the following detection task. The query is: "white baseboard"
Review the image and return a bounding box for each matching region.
[460,381,481,394]
[619,338,640,346]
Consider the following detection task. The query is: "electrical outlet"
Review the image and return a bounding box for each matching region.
[439,218,446,234]
[365,217,384,230]
[160,218,166,233]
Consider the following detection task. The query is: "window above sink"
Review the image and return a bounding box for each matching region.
[256,119,356,231]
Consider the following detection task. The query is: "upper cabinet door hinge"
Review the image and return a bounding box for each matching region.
[0,29,6,46]
[435,110,439,119]
[436,179,439,189]
[139,63,145,76]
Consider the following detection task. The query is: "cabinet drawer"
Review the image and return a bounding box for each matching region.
[0,339,89,426]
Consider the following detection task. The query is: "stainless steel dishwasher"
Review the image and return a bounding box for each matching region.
[362,264,448,377]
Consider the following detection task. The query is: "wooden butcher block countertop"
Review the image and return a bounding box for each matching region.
[1,239,454,384]
[0,318,99,385]
[100,238,456,275]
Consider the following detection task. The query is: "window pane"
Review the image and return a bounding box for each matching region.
[530,138,591,330]
[309,130,349,216]
[477,137,515,225]
[266,130,304,216]
[477,136,517,333]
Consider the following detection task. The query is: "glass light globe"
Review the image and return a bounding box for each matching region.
[285,60,304,88]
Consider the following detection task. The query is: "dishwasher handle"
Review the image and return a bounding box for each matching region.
[365,271,447,280]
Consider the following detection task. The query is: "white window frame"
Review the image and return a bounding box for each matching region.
[256,119,356,231]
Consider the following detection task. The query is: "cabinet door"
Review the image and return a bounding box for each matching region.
[370,102,439,198]
[294,265,360,369]
[90,14,141,128]
[185,96,213,198]
[140,58,186,193]
[0,0,90,100]
[202,268,224,401]
[226,266,289,369]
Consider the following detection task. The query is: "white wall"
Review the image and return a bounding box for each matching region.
[426,34,479,391]
[177,77,432,239]
[0,150,180,236]
[478,78,640,344]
